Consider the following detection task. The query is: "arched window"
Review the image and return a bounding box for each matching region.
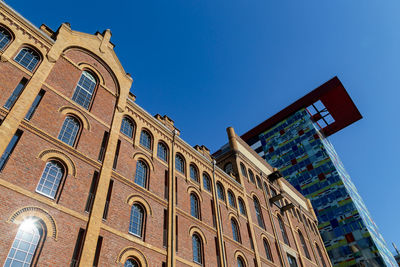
[240,163,247,178]
[231,219,241,243]
[14,47,40,71]
[298,231,310,259]
[157,142,168,162]
[129,204,145,237]
[263,238,273,262]
[315,243,327,267]
[253,196,265,228]
[139,130,152,150]
[190,164,199,182]
[36,161,64,199]
[192,234,203,265]
[58,116,80,146]
[175,154,185,174]
[263,182,269,195]
[237,256,245,267]
[202,173,211,192]
[256,176,262,189]
[224,162,233,174]
[248,170,255,184]
[228,190,236,208]
[0,27,12,50]
[71,71,97,109]
[278,216,290,245]
[238,197,246,215]
[216,182,225,201]
[134,160,148,188]
[190,193,200,219]
[4,218,43,266]
[124,258,140,267]
[120,117,135,138]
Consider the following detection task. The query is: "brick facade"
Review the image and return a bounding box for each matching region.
[0,2,330,267]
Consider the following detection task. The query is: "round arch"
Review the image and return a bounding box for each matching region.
[132,153,154,172]
[126,194,153,217]
[234,250,248,266]
[8,206,58,240]
[187,186,203,202]
[59,106,91,131]
[37,149,77,177]
[189,225,208,245]
[117,247,148,267]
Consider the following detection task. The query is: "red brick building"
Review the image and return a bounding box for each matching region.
[0,2,330,267]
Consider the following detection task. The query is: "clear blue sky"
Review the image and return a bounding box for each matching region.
[7,0,400,252]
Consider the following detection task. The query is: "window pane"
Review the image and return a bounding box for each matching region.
[175,155,184,173]
[157,143,167,162]
[238,198,246,215]
[0,27,11,50]
[202,174,211,192]
[190,165,198,182]
[192,235,202,264]
[58,116,80,146]
[190,194,199,219]
[264,239,273,261]
[71,71,96,109]
[140,131,151,150]
[0,130,22,171]
[228,191,236,208]
[231,220,240,242]
[240,164,247,177]
[124,259,140,267]
[5,220,41,267]
[25,90,45,120]
[120,117,134,138]
[254,197,264,228]
[217,183,224,200]
[36,161,64,199]
[14,48,40,71]
[134,161,147,188]
[237,257,245,267]
[129,204,144,237]
[279,217,290,245]
[4,79,27,110]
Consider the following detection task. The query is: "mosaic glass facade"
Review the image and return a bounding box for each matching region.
[258,108,396,267]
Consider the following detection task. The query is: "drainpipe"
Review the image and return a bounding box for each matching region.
[212,159,227,267]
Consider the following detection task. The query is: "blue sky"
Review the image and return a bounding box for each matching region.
[7,0,400,252]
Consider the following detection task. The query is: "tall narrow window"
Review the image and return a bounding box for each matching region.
[102,180,113,220]
[71,228,85,267]
[25,89,45,120]
[175,215,179,251]
[36,160,64,199]
[316,244,327,267]
[0,27,12,50]
[139,130,152,150]
[298,231,310,259]
[93,235,103,267]
[203,173,211,192]
[58,116,80,146]
[211,200,216,227]
[228,190,236,208]
[164,170,169,200]
[192,234,203,265]
[4,78,27,110]
[14,47,40,71]
[278,216,290,245]
[190,193,200,219]
[175,154,184,174]
[134,160,148,188]
[112,140,121,170]
[163,209,168,247]
[190,164,199,182]
[256,176,262,189]
[263,238,273,262]
[98,131,109,162]
[238,197,246,215]
[0,129,22,172]
[120,117,134,138]
[253,196,265,229]
[247,223,254,249]
[248,170,255,184]
[287,254,298,267]
[124,259,140,267]
[216,182,225,201]
[85,171,99,213]
[237,256,245,267]
[215,237,221,267]
[231,219,241,243]
[72,71,97,109]
[4,219,43,267]
[129,204,145,238]
[240,163,247,178]
[157,142,168,162]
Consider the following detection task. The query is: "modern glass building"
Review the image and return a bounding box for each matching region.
[242,77,397,267]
